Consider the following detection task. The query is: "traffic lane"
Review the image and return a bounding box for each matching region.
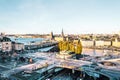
[81,65,120,80]
[101,69,120,78]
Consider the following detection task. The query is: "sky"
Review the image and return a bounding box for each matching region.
[0,0,120,34]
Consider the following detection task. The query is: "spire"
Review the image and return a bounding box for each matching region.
[61,28,64,37]
[50,31,54,39]
[51,31,53,37]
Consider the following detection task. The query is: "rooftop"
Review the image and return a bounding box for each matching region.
[0,37,11,42]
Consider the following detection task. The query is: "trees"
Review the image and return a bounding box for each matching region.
[74,42,82,54]
[58,40,82,54]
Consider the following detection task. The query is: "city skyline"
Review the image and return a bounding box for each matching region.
[0,0,120,34]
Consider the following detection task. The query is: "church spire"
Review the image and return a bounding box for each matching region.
[61,28,64,37]
[50,31,54,40]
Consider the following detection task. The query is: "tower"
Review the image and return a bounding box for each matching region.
[61,29,64,37]
[0,32,5,39]
[61,29,66,41]
[50,31,54,40]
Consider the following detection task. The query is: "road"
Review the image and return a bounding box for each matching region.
[1,52,120,80]
[81,64,120,80]
[51,69,72,80]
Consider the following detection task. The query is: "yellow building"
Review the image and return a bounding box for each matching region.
[58,39,82,54]
[55,37,65,42]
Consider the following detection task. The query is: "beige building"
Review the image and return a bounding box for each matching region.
[55,37,64,41]
[96,41,104,47]
[81,40,93,47]
[81,40,112,47]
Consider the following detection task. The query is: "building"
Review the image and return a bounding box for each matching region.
[0,37,12,52]
[0,33,25,53]
[45,31,55,40]
[50,31,54,40]
[61,29,64,37]
[55,36,65,41]
[12,42,24,52]
[55,29,66,41]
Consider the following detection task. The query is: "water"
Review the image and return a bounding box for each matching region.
[9,37,44,45]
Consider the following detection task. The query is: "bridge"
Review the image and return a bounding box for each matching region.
[25,41,58,50]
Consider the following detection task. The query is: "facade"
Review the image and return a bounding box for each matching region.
[45,31,55,40]
[81,40,120,47]
[50,31,54,40]
[12,42,24,51]
[55,37,64,41]
[55,29,66,41]
[2,42,12,52]
[81,40,93,47]
[0,37,12,52]
[0,33,24,52]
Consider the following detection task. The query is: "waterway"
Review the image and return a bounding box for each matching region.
[9,37,44,45]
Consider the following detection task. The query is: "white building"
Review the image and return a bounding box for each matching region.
[12,42,24,51]
[0,37,12,52]
[0,33,25,53]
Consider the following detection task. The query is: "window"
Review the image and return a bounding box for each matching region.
[6,47,9,49]
[6,43,8,45]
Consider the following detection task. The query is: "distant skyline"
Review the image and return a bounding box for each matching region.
[0,0,120,34]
